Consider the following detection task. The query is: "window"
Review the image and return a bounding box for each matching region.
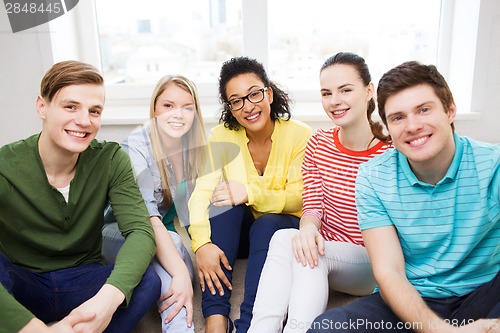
[94,0,243,85]
[47,0,482,123]
[267,0,440,93]
[93,0,440,89]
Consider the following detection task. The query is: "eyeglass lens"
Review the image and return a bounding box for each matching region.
[229,88,266,111]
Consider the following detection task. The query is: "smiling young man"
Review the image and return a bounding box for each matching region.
[307,61,499,333]
[0,61,160,333]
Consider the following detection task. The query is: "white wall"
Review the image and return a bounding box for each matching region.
[455,0,500,143]
[0,11,46,145]
[1,1,499,146]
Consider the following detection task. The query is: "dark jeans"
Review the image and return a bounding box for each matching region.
[201,204,300,333]
[307,271,500,332]
[0,253,160,333]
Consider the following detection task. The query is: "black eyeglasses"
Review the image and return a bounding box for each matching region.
[226,87,268,111]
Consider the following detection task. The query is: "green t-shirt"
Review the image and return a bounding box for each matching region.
[0,134,156,332]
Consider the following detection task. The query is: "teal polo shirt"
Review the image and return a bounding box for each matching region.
[356,133,499,298]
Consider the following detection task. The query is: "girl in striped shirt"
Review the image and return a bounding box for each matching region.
[249,52,390,333]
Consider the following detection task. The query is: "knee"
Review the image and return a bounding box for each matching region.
[250,214,281,237]
[249,214,297,248]
[129,265,162,308]
[143,265,162,296]
[168,231,184,252]
[102,222,124,241]
[209,203,246,222]
[268,229,297,253]
[308,308,345,331]
[101,223,125,264]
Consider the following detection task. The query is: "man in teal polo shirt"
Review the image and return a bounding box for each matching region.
[308,61,499,332]
[0,61,160,332]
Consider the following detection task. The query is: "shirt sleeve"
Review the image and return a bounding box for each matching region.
[122,133,162,218]
[104,148,156,305]
[355,163,394,231]
[0,277,35,332]
[188,137,225,252]
[301,133,324,221]
[0,174,35,332]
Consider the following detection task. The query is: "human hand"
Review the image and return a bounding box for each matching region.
[158,273,194,327]
[71,284,124,333]
[19,312,96,333]
[292,222,324,268]
[212,180,248,206]
[195,243,232,296]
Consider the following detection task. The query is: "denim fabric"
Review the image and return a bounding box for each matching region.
[249,229,375,333]
[120,121,193,227]
[201,204,300,333]
[102,222,194,278]
[0,253,160,332]
[102,222,194,332]
[307,271,500,333]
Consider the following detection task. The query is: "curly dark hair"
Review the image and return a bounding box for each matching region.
[218,56,292,131]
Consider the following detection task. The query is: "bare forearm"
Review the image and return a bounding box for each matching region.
[299,214,321,230]
[151,217,190,278]
[378,273,455,333]
[19,318,50,333]
[363,227,458,333]
[69,284,124,332]
[20,314,98,333]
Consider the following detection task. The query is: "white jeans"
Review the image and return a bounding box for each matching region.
[248,229,375,333]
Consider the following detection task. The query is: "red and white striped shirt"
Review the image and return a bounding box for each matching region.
[301,127,389,245]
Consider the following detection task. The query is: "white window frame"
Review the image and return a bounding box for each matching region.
[43,0,486,125]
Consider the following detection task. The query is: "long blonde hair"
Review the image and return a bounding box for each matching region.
[149,75,207,208]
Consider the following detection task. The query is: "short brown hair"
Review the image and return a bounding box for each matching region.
[40,60,103,102]
[377,61,455,131]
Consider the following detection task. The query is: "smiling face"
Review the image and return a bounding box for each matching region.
[225,73,274,134]
[154,83,196,142]
[320,64,373,129]
[385,84,456,173]
[37,83,104,156]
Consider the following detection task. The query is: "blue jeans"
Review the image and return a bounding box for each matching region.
[0,253,160,333]
[203,204,300,333]
[102,222,195,333]
[307,271,500,332]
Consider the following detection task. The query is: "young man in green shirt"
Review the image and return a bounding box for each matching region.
[0,60,160,332]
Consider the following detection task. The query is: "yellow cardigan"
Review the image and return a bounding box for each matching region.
[188,119,312,252]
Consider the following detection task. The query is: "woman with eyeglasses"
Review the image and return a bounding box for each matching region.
[102,75,207,332]
[188,57,312,333]
[248,52,391,333]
